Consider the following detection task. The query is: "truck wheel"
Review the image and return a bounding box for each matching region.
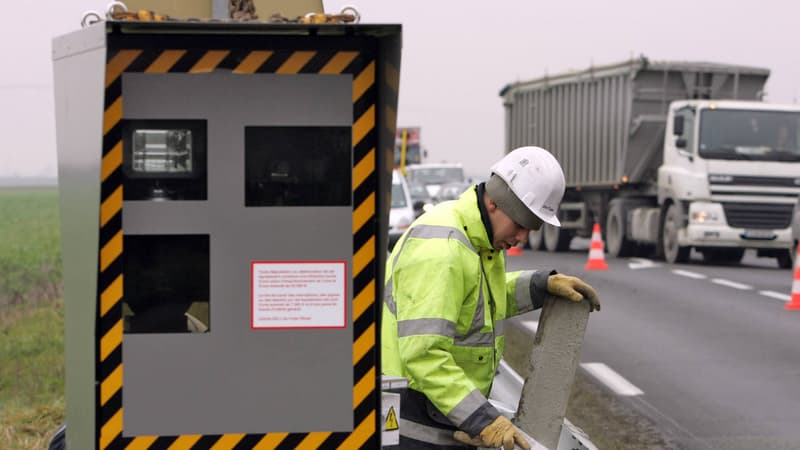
[543,223,571,252]
[606,201,635,257]
[528,228,544,250]
[661,203,690,263]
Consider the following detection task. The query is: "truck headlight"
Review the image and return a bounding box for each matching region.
[692,210,718,222]
[689,202,725,225]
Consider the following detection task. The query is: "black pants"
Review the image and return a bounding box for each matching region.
[384,388,476,450]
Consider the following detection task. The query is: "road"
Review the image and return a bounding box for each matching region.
[506,240,800,450]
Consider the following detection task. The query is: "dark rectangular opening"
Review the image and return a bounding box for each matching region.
[245,126,351,206]
[123,234,209,334]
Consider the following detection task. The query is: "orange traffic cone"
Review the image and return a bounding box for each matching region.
[584,223,609,270]
[507,244,523,256]
[785,242,800,311]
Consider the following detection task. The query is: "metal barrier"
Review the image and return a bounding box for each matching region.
[514,295,593,450]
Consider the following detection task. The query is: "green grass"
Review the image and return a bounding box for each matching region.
[0,188,62,307]
[0,301,65,449]
[0,187,65,449]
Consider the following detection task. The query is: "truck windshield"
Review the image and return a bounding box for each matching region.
[699,109,800,161]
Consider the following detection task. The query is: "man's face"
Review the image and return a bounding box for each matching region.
[487,198,542,250]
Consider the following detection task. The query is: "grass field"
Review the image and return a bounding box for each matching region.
[0,188,62,308]
[0,187,65,449]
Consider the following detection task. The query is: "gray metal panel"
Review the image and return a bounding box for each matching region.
[502,56,770,188]
[121,72,354,435]
[52,22,105,61]
[52,24,107,450]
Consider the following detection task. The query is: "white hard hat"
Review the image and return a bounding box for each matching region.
[487,146,566,227]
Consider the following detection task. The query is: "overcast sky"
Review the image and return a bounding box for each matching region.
[1,0,797,178]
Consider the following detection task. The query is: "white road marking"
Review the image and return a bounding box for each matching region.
[711,278,752,290]
[670,269,789,300]
[581,362,644,396]
[519,320,538,334]
[628,258,659,270]
[759,290,791,302]
[671,269,707,279]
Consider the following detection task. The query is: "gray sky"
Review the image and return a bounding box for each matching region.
[2,0,798,178]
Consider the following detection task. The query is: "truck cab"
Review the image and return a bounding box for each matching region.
[658,100,800,266]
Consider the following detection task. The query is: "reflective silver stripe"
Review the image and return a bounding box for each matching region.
[384,281,396,316]
[447,389,488,427]
[383,235,407,317]
[515,271,535,312]
[460,266,485,339]
[398,319,499,346]
[398,318,456,338]
[407,224,477,254]
[452,252,496,347]
[399,418,465,447]
[383,244,407,317]
[454,331,495,347]
[494,319,505,336]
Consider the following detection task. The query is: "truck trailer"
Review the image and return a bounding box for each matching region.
[501,56,800,267]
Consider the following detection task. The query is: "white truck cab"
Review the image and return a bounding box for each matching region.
[658,100,800,266]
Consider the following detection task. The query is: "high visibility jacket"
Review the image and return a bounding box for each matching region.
[381,184,551,443]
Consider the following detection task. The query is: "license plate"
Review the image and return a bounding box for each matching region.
[742,229,776,240]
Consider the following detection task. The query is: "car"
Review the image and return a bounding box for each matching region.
[407,180,434,217]
[389,169,415,251]
[436,181,472,202]
[791,195,800,268]
[405,163,465,199]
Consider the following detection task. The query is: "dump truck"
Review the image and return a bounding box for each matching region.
[501,56,800,267]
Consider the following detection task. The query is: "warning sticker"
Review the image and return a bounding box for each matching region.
[251,261,347,329]
[385,406,399,431]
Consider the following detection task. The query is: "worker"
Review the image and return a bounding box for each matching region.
[381,146,601,449]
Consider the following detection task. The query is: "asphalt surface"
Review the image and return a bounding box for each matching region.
[506,241,800,450]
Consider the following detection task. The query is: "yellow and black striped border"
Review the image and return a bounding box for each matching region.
[98,45,380,449]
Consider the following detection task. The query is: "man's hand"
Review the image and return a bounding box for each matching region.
[547,274,601,311]
[453,416,531,450]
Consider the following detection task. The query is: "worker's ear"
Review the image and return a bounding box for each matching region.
[485,196,498,212]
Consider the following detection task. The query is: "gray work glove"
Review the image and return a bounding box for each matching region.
[547,274,601,312]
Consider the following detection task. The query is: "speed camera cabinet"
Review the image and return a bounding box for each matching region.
[53,19,401,449]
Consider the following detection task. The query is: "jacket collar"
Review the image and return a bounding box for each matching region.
[454,183,495,252]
